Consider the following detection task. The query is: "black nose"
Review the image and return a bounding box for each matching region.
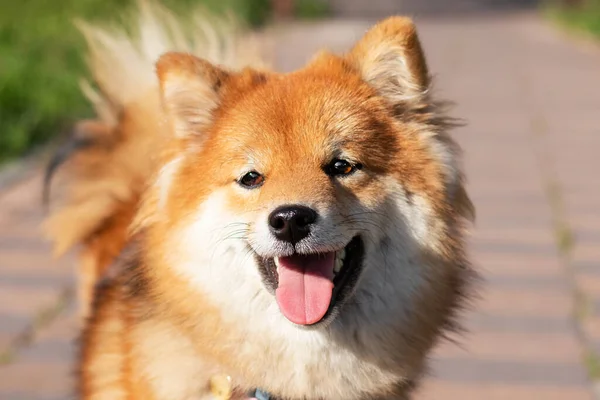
[268,205,318,244]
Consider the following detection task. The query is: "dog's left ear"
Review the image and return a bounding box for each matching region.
[347,17,430,111]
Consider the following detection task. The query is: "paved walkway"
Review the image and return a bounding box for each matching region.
[1,10,600,400]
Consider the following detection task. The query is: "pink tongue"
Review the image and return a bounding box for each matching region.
[275,252,335,325]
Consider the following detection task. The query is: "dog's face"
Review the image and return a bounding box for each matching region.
[166,73,411,327]
[143,18,471,333]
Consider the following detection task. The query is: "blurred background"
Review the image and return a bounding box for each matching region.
[1,0,599,398]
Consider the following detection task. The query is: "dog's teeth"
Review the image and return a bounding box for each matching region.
[274,257,281,269]
[333,248,347,275]
[334,256,343,274]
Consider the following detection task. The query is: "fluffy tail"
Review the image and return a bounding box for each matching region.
[43,0,267,318]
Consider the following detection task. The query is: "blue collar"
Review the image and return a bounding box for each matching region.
[251,388,271,400]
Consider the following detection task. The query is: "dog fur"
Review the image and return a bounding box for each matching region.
[43,1,266,319]
[44,2,475,399]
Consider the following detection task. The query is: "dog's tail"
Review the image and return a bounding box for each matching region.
[43,0,267,316]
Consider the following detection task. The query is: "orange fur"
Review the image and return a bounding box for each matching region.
[44,95,165,318]
[43,1,266,319]
[47,3,474,399]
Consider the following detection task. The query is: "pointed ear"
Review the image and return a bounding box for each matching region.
[347,17,430,110]
[156,52,230,139]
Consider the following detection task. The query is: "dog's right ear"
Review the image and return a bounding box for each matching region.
[156,52,230,140]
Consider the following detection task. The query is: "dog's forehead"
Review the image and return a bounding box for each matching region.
[219,74,384,149]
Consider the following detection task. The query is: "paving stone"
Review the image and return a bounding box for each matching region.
[433,331,583,363]
[0,303,77,400]
[418,380,593,400]
[427,358,588,386]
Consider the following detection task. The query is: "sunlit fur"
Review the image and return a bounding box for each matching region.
[43,0,267,319]
[46,2,475,399]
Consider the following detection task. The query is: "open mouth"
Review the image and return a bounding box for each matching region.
[257,236,364,326]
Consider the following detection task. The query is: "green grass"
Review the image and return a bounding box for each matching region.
[546,0,600,39]
[585,350,600,380]
[0,0,271,164]
[294,0,330,19]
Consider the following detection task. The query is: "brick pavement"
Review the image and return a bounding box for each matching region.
[1,9,600,400]
[0,175,77,399]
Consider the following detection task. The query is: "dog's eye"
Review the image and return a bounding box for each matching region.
[325,159,361,177]
[239,171,264,188]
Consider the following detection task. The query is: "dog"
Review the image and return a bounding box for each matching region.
[44,2,475,398]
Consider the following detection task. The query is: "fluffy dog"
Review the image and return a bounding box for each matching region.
[44,2,475,399]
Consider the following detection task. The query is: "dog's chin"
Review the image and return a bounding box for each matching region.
[254,236,365,328]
